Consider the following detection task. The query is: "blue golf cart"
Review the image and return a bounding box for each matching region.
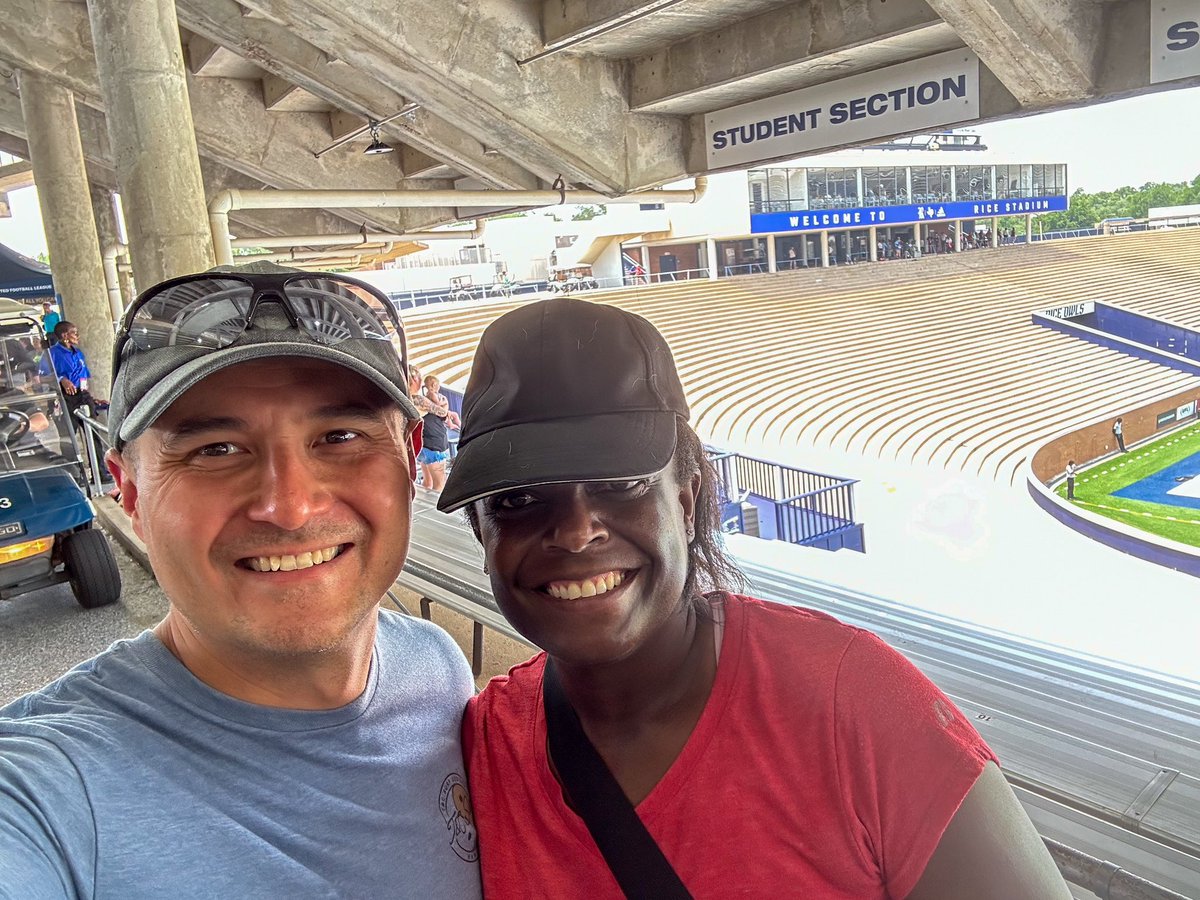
[0,300,121,609]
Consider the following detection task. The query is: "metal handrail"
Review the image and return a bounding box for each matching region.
[72,410,111,495]
[1044,839,1193,900]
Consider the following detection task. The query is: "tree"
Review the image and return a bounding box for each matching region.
[570,205,607,221]
[1037,175,1200,232]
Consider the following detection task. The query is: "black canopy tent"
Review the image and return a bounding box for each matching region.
[0,241,54,303]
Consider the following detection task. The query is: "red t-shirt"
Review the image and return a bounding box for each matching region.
[463,595,996,899]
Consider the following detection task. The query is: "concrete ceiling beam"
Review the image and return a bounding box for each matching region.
[185,33,224,74]
[261,72,301,109]
[400,146,445,179]
[234,0,687,192]
[328,109,364,140]
[176,0,542,190]
[0,1,456,233]
[922,0,1105,106]
[185,74,457,231]
[630,0,961,115]
[0,85,375,243]
[0,159,35,192]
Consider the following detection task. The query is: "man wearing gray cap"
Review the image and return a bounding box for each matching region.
[0,265,481,899]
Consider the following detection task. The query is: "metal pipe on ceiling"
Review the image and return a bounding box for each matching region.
[230,220,486,250]
[518,0,691,66]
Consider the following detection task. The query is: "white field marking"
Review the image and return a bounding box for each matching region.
[1079,500,1200,525]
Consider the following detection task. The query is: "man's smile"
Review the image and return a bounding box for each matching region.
[241,543,348,572]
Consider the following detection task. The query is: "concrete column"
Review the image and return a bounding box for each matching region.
[1025,213,1034,244]
[820,231,830,268]
[639,245,650,282]
[991,217,1000,248]
[869,226,878,262]
[706,238,718,280]
[953,221,961,252]
[18,71,113,400]
[87,0,214,286]
[801,235,809,267]
[766,235,777,273]
[949,166,957,202]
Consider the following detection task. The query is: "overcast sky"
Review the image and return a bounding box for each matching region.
[2,84,1198,261]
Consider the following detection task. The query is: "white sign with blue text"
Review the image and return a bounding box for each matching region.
[705,50,980,169]
[1151,1,1200,84]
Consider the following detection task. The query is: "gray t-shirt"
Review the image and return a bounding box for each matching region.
[0,610,481,899]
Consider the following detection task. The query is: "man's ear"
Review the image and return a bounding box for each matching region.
[105,448,143,538]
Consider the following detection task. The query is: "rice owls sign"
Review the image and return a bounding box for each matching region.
[1152,1,1200,83]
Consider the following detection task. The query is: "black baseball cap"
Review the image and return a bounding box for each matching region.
[437,297,690,512]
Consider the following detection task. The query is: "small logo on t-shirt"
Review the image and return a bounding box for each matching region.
[439,773,479,863]
[932,698,955,729]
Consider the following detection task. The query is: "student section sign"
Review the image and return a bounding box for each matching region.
[705,50,980,170]
[751,196,1069,234]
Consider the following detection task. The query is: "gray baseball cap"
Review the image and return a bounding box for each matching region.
[108,261,419,448]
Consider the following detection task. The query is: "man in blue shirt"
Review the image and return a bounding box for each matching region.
[1,264,481,899]
[38,320,105,419]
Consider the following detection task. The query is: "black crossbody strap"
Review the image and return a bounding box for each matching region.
[542,660,692,900]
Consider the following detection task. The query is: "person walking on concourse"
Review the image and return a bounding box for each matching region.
[0,263,482,899]
[440,296,1071,899]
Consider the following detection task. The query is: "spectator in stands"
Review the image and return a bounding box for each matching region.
[40,299,60,346]
[417,373,456,491]
[439,296,1071,900]
[1113,417,1127,453]
[0,264,481,898]
[1066,459,1077,500]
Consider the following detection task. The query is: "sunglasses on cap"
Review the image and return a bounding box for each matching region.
[112,271,408,383]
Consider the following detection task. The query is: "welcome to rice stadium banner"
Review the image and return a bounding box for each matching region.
[750,195,1069,235]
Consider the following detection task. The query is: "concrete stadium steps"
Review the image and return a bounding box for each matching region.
[402,228,1200,486]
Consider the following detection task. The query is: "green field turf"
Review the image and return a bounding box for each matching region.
[1056,422,1200,547]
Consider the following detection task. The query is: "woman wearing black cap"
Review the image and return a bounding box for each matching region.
[438,297,1068,900]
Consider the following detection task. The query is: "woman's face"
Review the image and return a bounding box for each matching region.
[474,463,699,666]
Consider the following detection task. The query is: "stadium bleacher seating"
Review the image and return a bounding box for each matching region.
[405,228,1200,487]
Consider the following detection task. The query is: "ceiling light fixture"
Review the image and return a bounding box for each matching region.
[363,120,394,155]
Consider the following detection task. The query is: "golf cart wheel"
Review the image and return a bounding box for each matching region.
[62,529,121,609]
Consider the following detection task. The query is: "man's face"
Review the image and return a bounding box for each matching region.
[107,358,416,667]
